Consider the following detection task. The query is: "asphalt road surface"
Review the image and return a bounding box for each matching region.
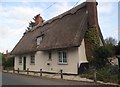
[2,72,97,85]
[2,73,118,87]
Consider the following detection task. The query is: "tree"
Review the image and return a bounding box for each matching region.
[105,37,117,46]
[104,37,117,56]
[2,53,6,67]
[92,46,113,69]
[2,54,14,69]
[116,41,120,55]
[4,57,14,67]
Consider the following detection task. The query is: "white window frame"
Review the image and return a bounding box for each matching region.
[58,50,67,64]
[19,56,22,65]
[37,36,43,46]
[30,55,35,65]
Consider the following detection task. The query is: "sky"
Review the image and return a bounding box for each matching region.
[0,0,119,53]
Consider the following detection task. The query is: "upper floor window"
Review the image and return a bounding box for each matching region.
[37,36,43,46]
[19,56,22,65]
[58,50,67,64]
[30,55,35,64]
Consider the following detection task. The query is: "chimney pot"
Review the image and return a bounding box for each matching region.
[35,14,43,26]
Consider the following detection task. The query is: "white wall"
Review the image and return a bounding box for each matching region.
[14,39,88,74]
[78,39,88,65]
[14,56,23,70]
[34,47,79,74]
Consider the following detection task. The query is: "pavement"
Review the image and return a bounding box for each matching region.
[2,72,97,85]
[2,72,119,87]
[3,70,119,86]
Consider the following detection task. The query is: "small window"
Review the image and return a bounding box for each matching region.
[58,51,67,64]
[48,51,52,60]
[19,56,22,64]
[30,55,35,64]
[37,36,43,46]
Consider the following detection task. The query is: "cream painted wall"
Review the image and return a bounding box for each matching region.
[14,56,23,70]
[78,39,88,65]
[14,39,89,74]
[34,47,79,74]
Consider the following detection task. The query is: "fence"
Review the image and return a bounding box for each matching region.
[10,68,64,79]
[3,67,119,85]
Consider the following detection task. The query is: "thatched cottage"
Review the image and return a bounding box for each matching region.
[11,0,104,74]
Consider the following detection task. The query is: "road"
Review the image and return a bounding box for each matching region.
[2,72,96,85]
[2,73,118,87]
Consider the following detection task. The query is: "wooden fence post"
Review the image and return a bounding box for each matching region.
[18,68,19,74]
[93,69,97,84]
[40,69,42,76]
[60,69,63,79]
[27,68,29,75]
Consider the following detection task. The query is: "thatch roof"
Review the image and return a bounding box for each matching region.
[11,1,103,55]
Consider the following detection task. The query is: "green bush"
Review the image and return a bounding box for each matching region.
[96,67,118,83]
[80,70,94,79]
[2,55,14,70]
[96,67,111,81]
[4,57,14,67]
[80,66,118,83]
[92,46,113,69]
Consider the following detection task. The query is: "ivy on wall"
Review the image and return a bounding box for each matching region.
[85,25,100,49]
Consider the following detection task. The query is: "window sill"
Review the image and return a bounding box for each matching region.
[58,63,68,65]
[19,63,22,65]
[30,63,35,65]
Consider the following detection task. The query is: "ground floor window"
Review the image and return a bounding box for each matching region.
[58,50,67,64]
[30,55,35,64]
[19,56,22,65]
[48,51,52,60]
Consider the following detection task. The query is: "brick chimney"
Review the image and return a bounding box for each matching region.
[34,14,43,26]
[84,0,99,62]
[86,0,98,27]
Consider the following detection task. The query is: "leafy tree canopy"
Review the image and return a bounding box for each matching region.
[92,46,113,69]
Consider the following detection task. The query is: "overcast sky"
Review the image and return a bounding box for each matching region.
[0,0,119,53]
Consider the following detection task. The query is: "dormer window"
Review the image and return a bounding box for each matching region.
[37,35,43,46]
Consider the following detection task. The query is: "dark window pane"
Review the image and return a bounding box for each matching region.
[49,51,52,60]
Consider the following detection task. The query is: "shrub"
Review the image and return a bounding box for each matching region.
[2,55,14,70]
[92,46,113,69]
[80,66,118,83]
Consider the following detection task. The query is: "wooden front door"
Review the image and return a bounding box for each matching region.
[23,57,26,70]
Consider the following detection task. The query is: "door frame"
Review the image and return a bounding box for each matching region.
[23,56,26,70]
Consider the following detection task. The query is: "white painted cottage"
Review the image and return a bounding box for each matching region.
[11,0,104,75]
